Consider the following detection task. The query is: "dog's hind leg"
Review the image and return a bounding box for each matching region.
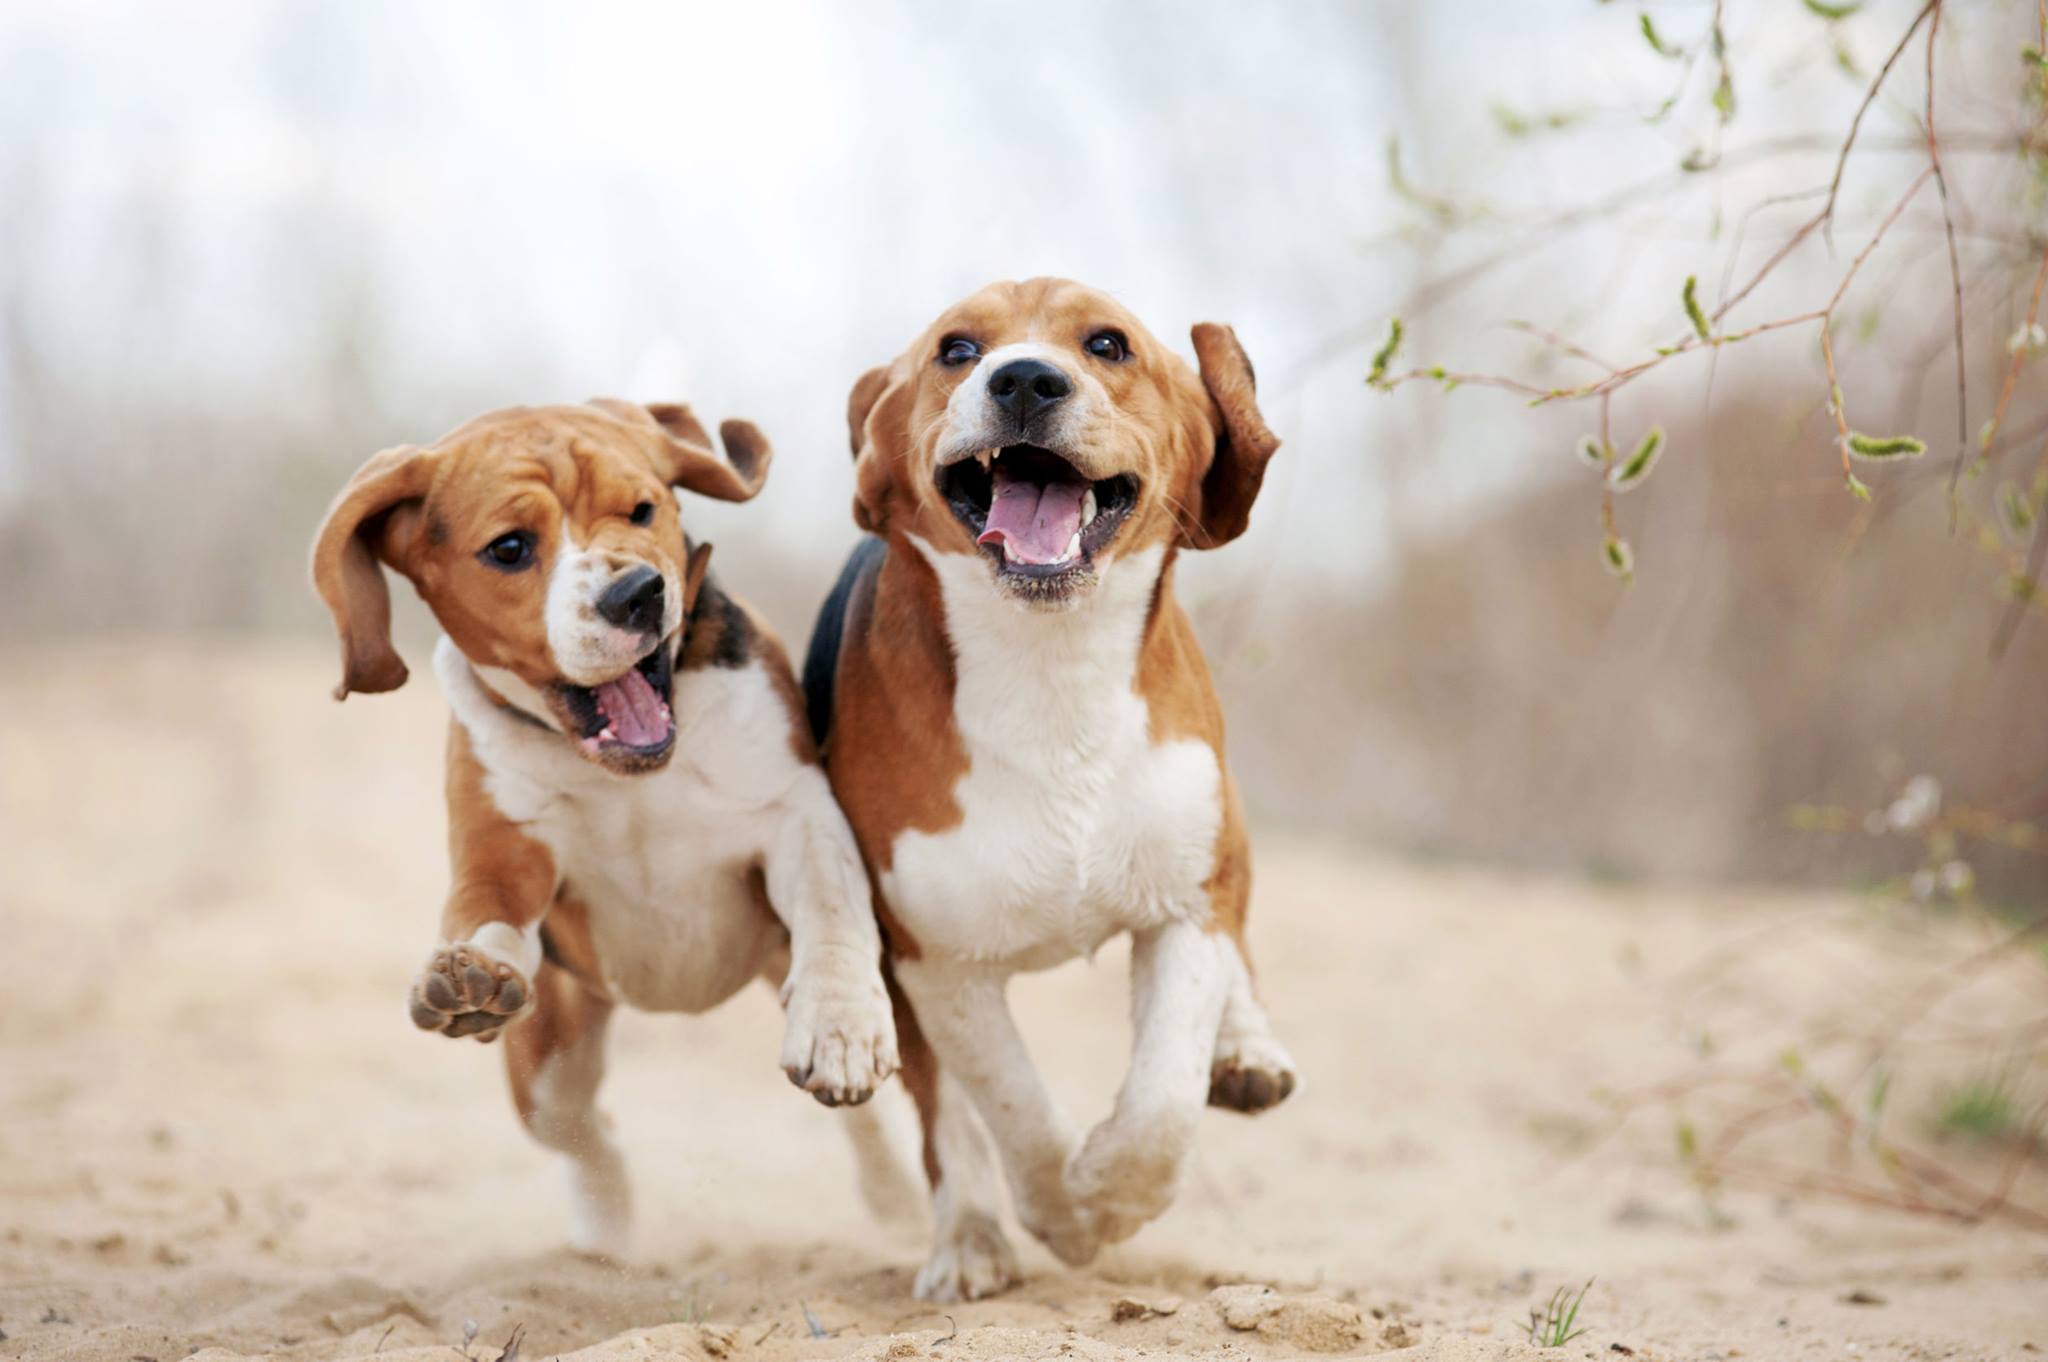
[836,1097,923,1230]
[892,974,1019,1303]
[504,959,629,1258]
[1202,803,1298,1115]
[1208,933,1299,1115]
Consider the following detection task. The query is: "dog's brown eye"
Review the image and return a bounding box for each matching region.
[480,531,536,571]
[939,336,981,367]
[1085,330,1127,363]
[629,501,656,526]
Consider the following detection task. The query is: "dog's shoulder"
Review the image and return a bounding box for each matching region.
[678,571,821,776]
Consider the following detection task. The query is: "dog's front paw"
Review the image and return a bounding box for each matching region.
[1065,1116,1182,1248]
[913,1209,1020,1302]
[408,944,529,1042]
[780,951,898,1107]
[1208,1031,1299,1114]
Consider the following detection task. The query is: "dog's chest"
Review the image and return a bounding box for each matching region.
[527,771,776,1010]
[882,545,1224,967]
[440,643,786,1012]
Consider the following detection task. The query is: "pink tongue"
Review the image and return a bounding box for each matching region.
[593,666,671,748]
[976,471,1087,565]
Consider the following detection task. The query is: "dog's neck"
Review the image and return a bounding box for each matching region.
[905,535,1172,757]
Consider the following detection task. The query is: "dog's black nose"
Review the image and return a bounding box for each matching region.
[596,565,665,634]
[986,358,1072,424]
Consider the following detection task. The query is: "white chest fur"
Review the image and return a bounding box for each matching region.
[433,637,794,1012]
[882,542,1224,969]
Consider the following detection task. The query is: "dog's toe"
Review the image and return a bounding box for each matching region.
[914,1211,1020,1303]
[410,944,530,1042]
[1208,1033,1299,1114]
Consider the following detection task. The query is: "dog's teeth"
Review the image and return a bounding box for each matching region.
[1063,530,1081,562]
[1081,487,1097,528]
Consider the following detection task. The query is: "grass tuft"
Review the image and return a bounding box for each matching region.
[1935,1065,2022,1141]
[1524,1279,1594,1348]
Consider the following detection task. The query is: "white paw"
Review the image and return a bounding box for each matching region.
[1013,1164,1099,1267]
[1208,1029,1299,1113]
[914,1210,1019,1302]
[1065,1116,1183,1248]
[780,948,898,1107]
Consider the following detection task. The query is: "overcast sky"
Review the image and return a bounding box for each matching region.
[0,1,1996,592]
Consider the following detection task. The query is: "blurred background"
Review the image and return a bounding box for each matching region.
[2,0,2043,895]
[5,7,2048,1358]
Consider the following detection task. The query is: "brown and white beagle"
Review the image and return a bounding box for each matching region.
[311,399,898,1258]
[802,279,1298,1301]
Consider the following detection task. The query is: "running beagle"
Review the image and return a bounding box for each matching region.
[803,279,1298,1301]
[311,399,898,1257]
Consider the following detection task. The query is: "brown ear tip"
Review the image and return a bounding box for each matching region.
[338,657,409,700]
[718,416,766,446]
[717,419,773,488]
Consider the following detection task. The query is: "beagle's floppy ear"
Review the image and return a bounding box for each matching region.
[1182,322,1281,550]
[845,362,904,535]
[847,364,891,458]
[681,539,715,615]
[309,443,436,700]
[644,402,772,503]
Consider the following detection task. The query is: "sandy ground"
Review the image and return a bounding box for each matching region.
[2,639,2044,1362]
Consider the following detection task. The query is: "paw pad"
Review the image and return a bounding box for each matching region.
[410,946,529,1042]
[1207,1061,1297,1113]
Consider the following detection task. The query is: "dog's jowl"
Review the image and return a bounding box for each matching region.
[805,278,1299,1302]
[311,399,898,1258]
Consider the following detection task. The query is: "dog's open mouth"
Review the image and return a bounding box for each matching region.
[555,641,676,766]
[941,445,1138,578]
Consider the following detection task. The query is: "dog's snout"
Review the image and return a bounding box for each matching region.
[595,565,665,634]
[986,358,1072,424]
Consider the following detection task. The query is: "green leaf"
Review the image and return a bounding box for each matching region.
[1711,70,1737,123]
[1845,472,1872,501]
[1639,12,1681,58]
[1577,436,1611,467]
[1682,276,1710,341]
[1367,317,1404,389]
[1602,535,1635,580]
[1867,1066,1892,1122]
[1384,138,1457,226]
[1609,426,1665,491]
[1846,432,1927,459]
[1802,0,1863,19]
[2023,46,2048,71]
[1492,104,1580,138]
[2001,482,2036,536]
